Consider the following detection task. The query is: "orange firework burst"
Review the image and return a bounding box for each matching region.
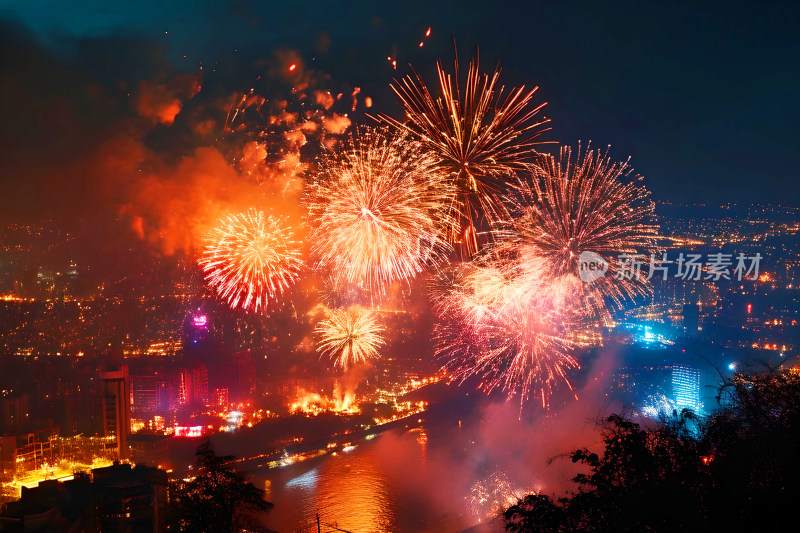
[198,209,303,312]
[315,307,385,369]
[379,54,550,254]
[433,260,580,408]
[495,143,659,320]
[305,127,454,293]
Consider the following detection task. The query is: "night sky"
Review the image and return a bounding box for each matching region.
[1,0,798,216]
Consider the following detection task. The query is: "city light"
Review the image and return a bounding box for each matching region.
[0,6,797,532]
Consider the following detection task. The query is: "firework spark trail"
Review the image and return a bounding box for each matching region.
[198,209,303,312]
[495,143,660,321]
[379,55,550,254]
[305,127,454,293]
[433,259,580,408]
[315,307,385,369]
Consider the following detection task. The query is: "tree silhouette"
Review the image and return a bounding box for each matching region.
[170,439,273,532]
[504,368,800,532]
[504,494,564,533]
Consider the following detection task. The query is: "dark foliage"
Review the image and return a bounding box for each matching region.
[504,368,800,532]
[169,440,273,532]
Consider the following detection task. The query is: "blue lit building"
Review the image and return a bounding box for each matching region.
[672,365,702,413]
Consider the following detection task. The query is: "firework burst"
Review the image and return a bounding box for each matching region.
[379,55,550,254]
[495,143,659,320]
[198,209,303,312]
[433,260,580,408]
[305,127,454,292]
[315,307,385,369]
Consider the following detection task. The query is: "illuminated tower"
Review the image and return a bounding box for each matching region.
[672,365,701,413]
[100,366,131,460]
[183,312,216,361]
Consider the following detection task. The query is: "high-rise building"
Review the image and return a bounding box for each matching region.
[178,363,208,406]
[131,374,159,415]
[672,365,701,413]
[100,366,131,460]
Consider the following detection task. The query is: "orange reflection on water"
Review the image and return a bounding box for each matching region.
[313,449,395,532]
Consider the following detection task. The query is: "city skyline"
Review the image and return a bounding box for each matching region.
[1,2,799,531]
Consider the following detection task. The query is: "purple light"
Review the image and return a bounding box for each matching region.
[193,315,208,327]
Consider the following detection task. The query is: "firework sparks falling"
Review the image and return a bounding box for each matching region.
[433,259,580,408]
[198,209,303,312]
[496,143,660,320]
[467,471,518,519]
[642,393,679,420]
[380,55,550,254]
[315,307,385,369]
[305,127,454,292]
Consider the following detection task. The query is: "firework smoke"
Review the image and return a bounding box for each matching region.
[198,209,303,312]
[380,55,550,254]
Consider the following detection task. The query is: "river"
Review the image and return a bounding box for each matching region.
[254,425,481,532]
[246,386,600,532]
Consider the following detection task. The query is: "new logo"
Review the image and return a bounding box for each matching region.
[578,251,608,282]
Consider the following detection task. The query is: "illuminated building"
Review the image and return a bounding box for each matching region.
[1,463,168,532]
[610,364,673,409]
[13,432,56,474]
[100,366,131,460]
[178,363,208,406]
[131,367,178,414]
[213,387,229,407]
[131,374,159,414]
[672,365,701,413]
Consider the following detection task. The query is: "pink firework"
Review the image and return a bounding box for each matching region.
[495,143,660,320]
[433,259,580,408]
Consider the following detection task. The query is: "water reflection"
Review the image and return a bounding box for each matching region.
[315,450,394,531]
[260,443,397,532]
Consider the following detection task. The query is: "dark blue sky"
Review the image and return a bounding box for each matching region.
[2,0,798,206]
